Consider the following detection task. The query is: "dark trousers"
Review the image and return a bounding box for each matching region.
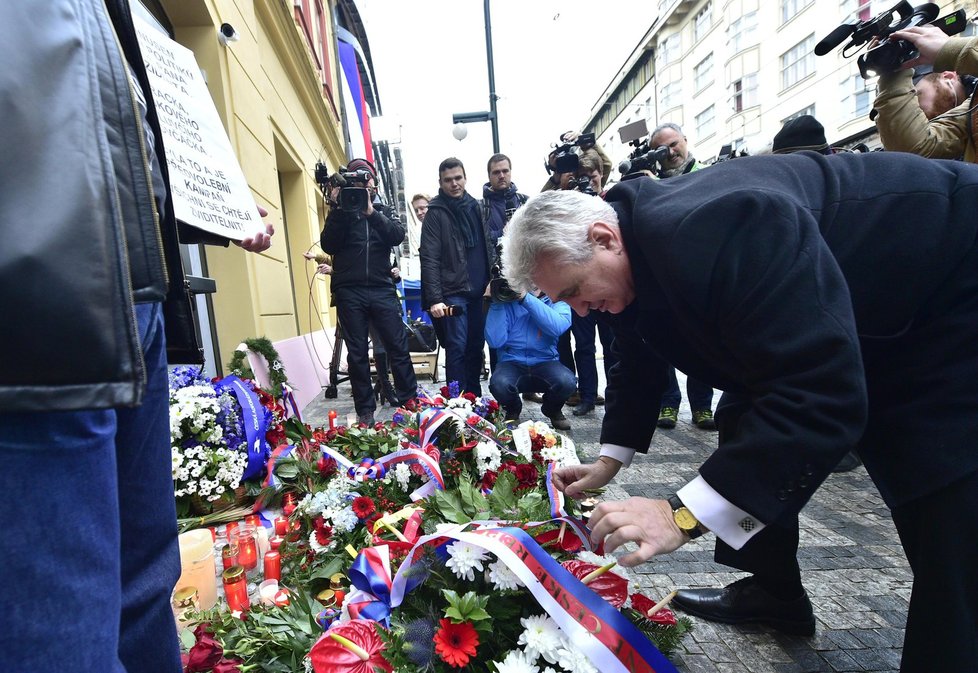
[437,294,486,396]
[335,286,418,416]
[557,330,575,376]
[489,360,577,419]
[0,303,182,673]
[660,367,714,411]
[571,310,617,404]
[891,468,978,672]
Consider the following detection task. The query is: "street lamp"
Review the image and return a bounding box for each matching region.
[451,0,500,152]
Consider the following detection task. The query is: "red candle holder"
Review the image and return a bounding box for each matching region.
[245,514,261,527]
[221,543,239,570]
[263,550,281,582]
[328,409,337,430]
[269,535,284,551]
[274,516,288,536]
[235,524,258,572]
[222,565,250,614]
[282,493,297,517]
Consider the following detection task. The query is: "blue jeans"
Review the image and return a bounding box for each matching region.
[660,367,715,412]
[0,303,181,673]
[489,360,577,419]
[436,294,486,395]
[571,311,617,404]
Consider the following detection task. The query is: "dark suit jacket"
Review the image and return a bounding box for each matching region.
[600,151,978,521]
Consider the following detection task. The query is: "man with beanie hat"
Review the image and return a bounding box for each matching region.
[421,158,495,395]
[772,115,834,155]
[320,158,417,425]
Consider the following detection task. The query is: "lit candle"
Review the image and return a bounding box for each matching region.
[221,543,239,570]
[269,535,284,551]
[258,579,279,606]
[263,550,281,582]
[235,524,258,572]
[225,521,239,540]
[222,566,250,613]
[274,516,288,536]
[177,529,218,610]
[282,493,297,517]
[328,409,337,430]
[245,514,261,527]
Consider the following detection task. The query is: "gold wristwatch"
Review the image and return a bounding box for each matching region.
[668,494,705,539]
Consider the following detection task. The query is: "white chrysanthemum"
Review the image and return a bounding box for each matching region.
[444,541,489,581]
[492,650,540,673]
[392,462,412,490]
[487,558,524,591]
[518,614,563,664]
[474,440,502,476]
[555,639,597,673]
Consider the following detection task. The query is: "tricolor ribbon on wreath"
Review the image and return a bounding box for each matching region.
[345,522,677,673]
[281,383,301,421]
[214,375,269,481]
[319,446,445,501]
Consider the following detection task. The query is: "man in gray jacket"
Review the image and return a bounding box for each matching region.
[0,2,270,671]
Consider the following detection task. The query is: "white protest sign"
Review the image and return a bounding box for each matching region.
[133,16,262,240]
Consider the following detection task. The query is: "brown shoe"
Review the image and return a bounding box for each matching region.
[565,391,581,407]
[521,392,544,403]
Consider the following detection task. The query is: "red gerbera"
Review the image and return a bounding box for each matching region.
[433,619,479,668]
[314,526,334,547]
[352,496,376,519]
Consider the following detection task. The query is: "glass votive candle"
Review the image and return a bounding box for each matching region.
[234,523,258,572]
[274,516,288,536]
[221,565,250,613]
[177,529,217,610]
[263,550,281,582]
[258,579,279,606]
[221,542,239,570]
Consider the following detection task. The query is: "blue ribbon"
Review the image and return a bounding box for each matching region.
[215,375,268,482]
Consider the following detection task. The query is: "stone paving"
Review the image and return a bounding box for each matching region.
[302,363,912,673]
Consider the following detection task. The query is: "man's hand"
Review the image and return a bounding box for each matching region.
[429,302,449,318]
[588,497,689,567]
[391,266,401,281]
[315,263,332,275]
[891,25,950,70]
[553,456,622,499]
[364,199,375,217]
[235,206,274,253]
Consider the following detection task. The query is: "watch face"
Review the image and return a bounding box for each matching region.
[674,508,698,531]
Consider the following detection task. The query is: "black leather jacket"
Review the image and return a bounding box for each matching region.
[0,0,206,412]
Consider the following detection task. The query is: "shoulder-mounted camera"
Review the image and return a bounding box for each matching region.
[815,1,966,78]
[545,132,596,176]
[314,162,372,214]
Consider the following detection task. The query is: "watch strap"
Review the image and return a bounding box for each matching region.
[668,494,704,539]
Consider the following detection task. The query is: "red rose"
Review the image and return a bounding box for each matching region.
[440,386,451,397]
[185,624,224,672]
[487,399,500,411]
[515,463,539,488]
[481,470,498,490]
[462,392,477,402]
[212,659,243,673]
[317,456,338,477]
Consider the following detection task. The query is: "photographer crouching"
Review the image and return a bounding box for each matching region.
[485,262,576,430]
[319,158,417,425]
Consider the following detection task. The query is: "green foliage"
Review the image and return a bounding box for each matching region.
[441,590,491,623]
[227,336,290,399]
[624,609,695,657]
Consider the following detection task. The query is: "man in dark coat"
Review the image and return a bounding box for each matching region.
[502,152,978,672]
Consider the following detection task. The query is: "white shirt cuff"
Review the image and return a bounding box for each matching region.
[678,476,765,550]
[599,444,636,468]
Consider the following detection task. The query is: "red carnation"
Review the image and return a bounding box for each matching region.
[462,392,477,402]
[313,516,326,531]
[352,496,376,519]
[440,386,451,397]
[433,619,479,668]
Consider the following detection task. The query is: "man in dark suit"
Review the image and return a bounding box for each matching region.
[501,152,978,672]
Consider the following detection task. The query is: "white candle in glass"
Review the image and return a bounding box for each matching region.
[177,529,218,610]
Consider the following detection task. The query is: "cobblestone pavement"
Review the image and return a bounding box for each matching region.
[303,365,911,673]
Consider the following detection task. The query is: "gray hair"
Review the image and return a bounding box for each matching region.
[500,190,618,293]
[651,122,683,139]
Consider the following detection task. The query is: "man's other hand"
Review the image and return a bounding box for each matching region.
[236,206,274,253]
[891,25,950,70]
[588,497,688,567]
[429,302,449,318]
[553,456,622,499]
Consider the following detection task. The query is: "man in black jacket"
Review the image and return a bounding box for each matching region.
[502,153,978,672]
[421,158,495,395]
[320,158,417,425]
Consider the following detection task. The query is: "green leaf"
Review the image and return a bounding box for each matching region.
[441,589,492,622]
[179,627,197,651]
[274,461,300,480]
[457,479,487,515]
[487,470,517,511]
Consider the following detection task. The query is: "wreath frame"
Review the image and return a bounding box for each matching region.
[227,336,290,398]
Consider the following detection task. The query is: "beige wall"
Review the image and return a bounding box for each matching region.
[160,0,344,372]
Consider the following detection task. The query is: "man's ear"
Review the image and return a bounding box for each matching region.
[941,70,958,81]
[589,221,623,253]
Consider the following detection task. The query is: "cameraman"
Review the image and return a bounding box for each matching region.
[486,289,576,430]
[320,158,417,425]
[874,24,978,161]
[541,131,612,192]
[650,122,703,178]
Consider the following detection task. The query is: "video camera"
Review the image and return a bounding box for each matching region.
[314,162,373,214]
[618,137,670,179]
[814,1,967,79]
[545,132,596,176]
[488,243,521,303]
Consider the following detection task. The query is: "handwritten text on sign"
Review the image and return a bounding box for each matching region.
[133,16,262,240]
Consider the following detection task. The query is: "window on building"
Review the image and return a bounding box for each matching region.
[841,74,872,117]
[727,11,758,53]
[660,81,682,110]
[658,33,681,66]
[781,35,815,89]
[696,104,716,138]
[694,53,714,91]
[730,73,759,112]
[840,0,872,23]
[781,0,814,25]
[694,3,713,42]
[782,104,816,124]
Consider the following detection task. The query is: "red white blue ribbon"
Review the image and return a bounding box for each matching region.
[263,443,295,488]
[215,375,268,481]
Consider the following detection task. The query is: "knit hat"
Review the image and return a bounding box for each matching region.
[346,158,377,179]
[772,115,831,155]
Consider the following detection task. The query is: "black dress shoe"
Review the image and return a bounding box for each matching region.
[672,577,816,636]
[571,401,595,416]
